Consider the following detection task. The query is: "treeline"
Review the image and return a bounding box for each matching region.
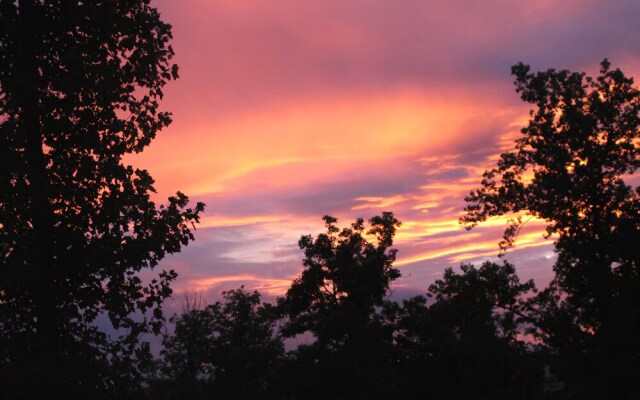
[149,211,635,400]
[151,214,543,400]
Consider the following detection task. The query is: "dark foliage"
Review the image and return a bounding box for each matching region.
[280,213,401,344]
[155,288,283,400]
[0,1,203,397]
[275,213,402,399]
[463,60,639,399]
[374,262,542,400]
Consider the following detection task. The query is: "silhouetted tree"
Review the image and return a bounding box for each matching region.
[281,213,401,344]
[159,287,283,400]
[206,288,283,399]
[427,262,539,399]
[157,294,214,400]
[462,60,639,399]
[0,1,203,397]
[388,262,540,399]
[278,213,402,399]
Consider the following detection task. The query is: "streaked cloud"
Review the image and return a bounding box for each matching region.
[134,0,639,302]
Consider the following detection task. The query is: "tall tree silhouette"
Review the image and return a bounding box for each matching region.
[279,213,402,399]
[0,1,203,397]
[462,60,639,399]
[281,213,400,347]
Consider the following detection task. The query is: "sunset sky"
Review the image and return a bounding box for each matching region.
[132,0,640,304]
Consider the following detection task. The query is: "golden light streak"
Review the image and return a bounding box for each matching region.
[395,213,546,241]
[396,230,553,266]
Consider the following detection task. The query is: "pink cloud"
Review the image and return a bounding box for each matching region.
[138,0,639,303]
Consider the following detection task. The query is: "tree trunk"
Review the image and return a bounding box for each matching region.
[16,0,59,395]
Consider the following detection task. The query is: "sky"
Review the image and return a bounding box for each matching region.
[132,0,640,306]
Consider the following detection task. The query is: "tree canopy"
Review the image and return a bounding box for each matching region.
[462,60,639,274]
[275,213,402,399]
[280,212,401,347]
[462,59,639,399]
[392,262,539,399]
[158,288,282,400]
[0,1,203,397]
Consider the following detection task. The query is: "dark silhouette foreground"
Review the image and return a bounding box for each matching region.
[0,1,203,398]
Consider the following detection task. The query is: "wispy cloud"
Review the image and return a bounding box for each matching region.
[138,0,639,301]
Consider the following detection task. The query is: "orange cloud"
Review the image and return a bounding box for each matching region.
[137,0,640,301]
[129,91,515,198]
